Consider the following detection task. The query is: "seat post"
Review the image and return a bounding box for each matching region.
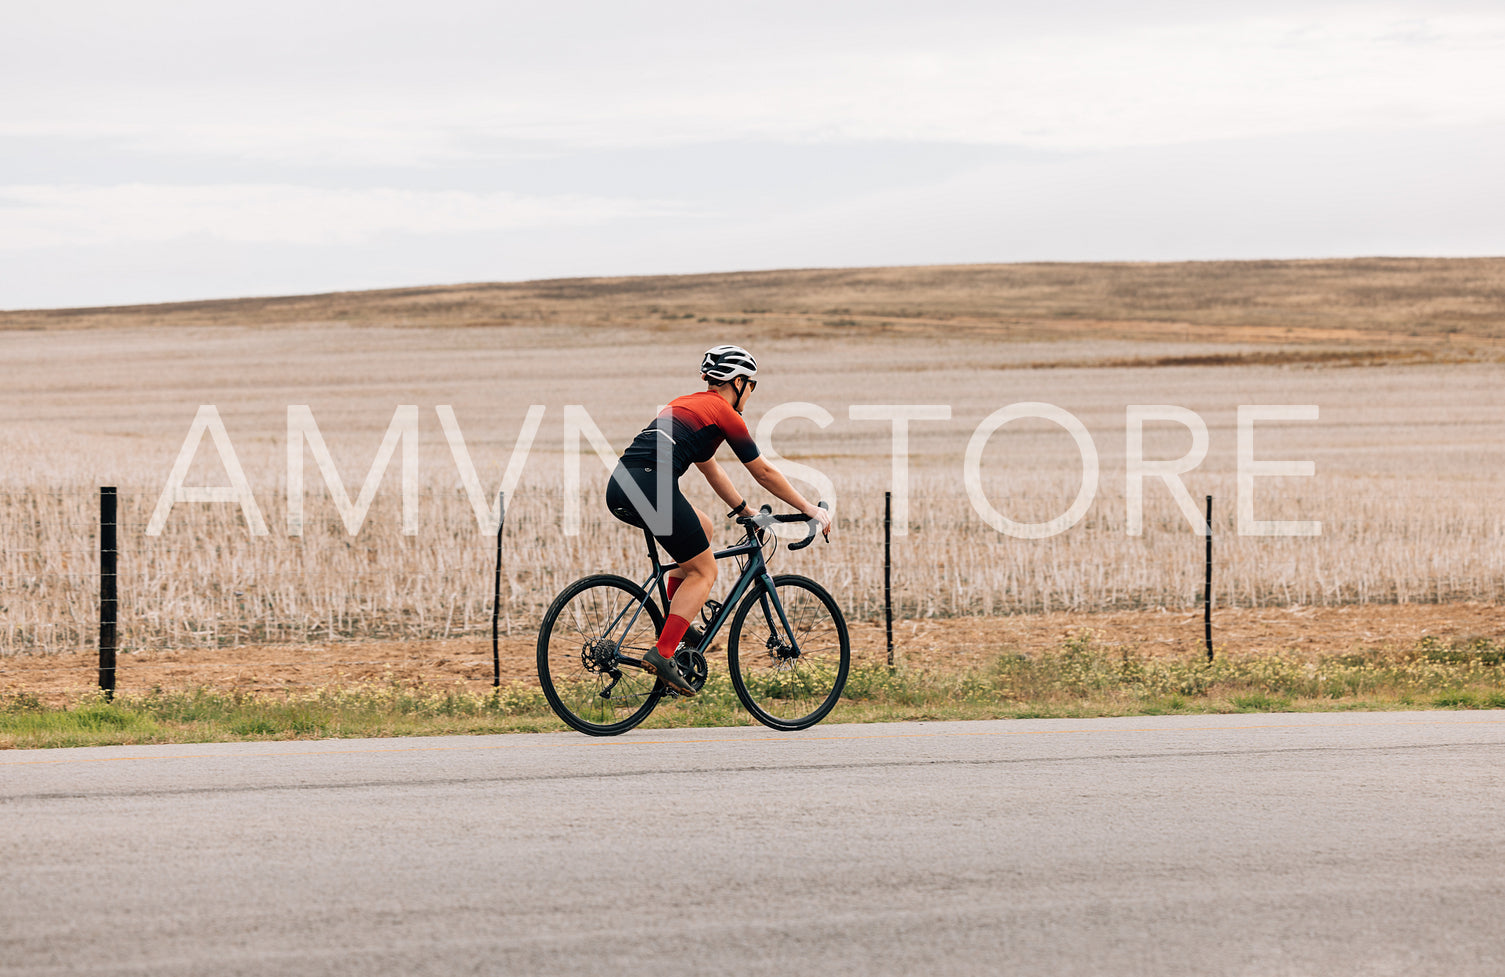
[642,528,667,609]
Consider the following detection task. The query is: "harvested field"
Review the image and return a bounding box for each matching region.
[3,259,1504,680]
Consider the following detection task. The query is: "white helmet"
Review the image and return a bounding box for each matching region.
[700,344,758,382]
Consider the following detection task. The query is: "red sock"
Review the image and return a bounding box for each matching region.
[657,614,691,656]
[665,575,682,601]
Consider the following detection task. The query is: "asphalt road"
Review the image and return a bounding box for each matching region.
[4,712,1505,976]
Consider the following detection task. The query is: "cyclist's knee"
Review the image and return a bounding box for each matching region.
[683,550,716,583]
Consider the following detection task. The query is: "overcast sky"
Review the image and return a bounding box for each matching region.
[4,1,1504,309]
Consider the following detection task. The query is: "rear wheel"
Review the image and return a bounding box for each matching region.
[537,574,665,736]
[728,574,849,731]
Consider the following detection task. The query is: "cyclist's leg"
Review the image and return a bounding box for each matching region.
[664,505,713,607]
[619,474,714,694]
[666,507,717,621]
[653,504,716,656]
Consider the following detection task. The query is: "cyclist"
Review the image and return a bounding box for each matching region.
[606,343,832,696]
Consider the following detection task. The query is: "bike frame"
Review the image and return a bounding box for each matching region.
[606,522,801,672]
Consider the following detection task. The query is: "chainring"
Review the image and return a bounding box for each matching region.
[669,648,709,695]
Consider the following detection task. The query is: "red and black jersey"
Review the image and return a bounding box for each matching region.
[621,390,761,477]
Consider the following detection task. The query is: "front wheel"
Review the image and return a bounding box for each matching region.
[537,574,665,736]
[728,574,850,731]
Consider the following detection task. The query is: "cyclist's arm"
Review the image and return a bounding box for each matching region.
[743,457,831,534]
[694,458,746,511]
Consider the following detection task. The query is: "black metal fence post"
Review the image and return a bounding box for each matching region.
[99,486,118,699]
[884,490,894,669]
[492,490,507,689]
[1204,494,1214,662]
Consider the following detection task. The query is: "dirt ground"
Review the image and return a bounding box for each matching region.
[5,602,1503,698]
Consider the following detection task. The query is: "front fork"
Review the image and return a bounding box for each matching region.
[755,576,800,661]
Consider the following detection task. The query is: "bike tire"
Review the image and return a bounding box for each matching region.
[727,574,850,731]
[537,574,665,736]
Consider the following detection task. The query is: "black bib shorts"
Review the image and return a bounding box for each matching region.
[605,462,710,564]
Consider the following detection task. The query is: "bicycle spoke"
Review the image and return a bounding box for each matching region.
[728,575,849,731]
[538,575,664,735]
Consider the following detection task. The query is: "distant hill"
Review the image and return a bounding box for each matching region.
[5,258,1503,345]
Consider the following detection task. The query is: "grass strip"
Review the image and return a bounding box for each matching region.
[5,634,1505,749]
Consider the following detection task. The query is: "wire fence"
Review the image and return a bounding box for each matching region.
[4,478,1505,687]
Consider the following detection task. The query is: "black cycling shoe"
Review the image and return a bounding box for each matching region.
[684,625,704,650]
[641,648,697,696]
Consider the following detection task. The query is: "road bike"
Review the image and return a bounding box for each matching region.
[537,503,849,736]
